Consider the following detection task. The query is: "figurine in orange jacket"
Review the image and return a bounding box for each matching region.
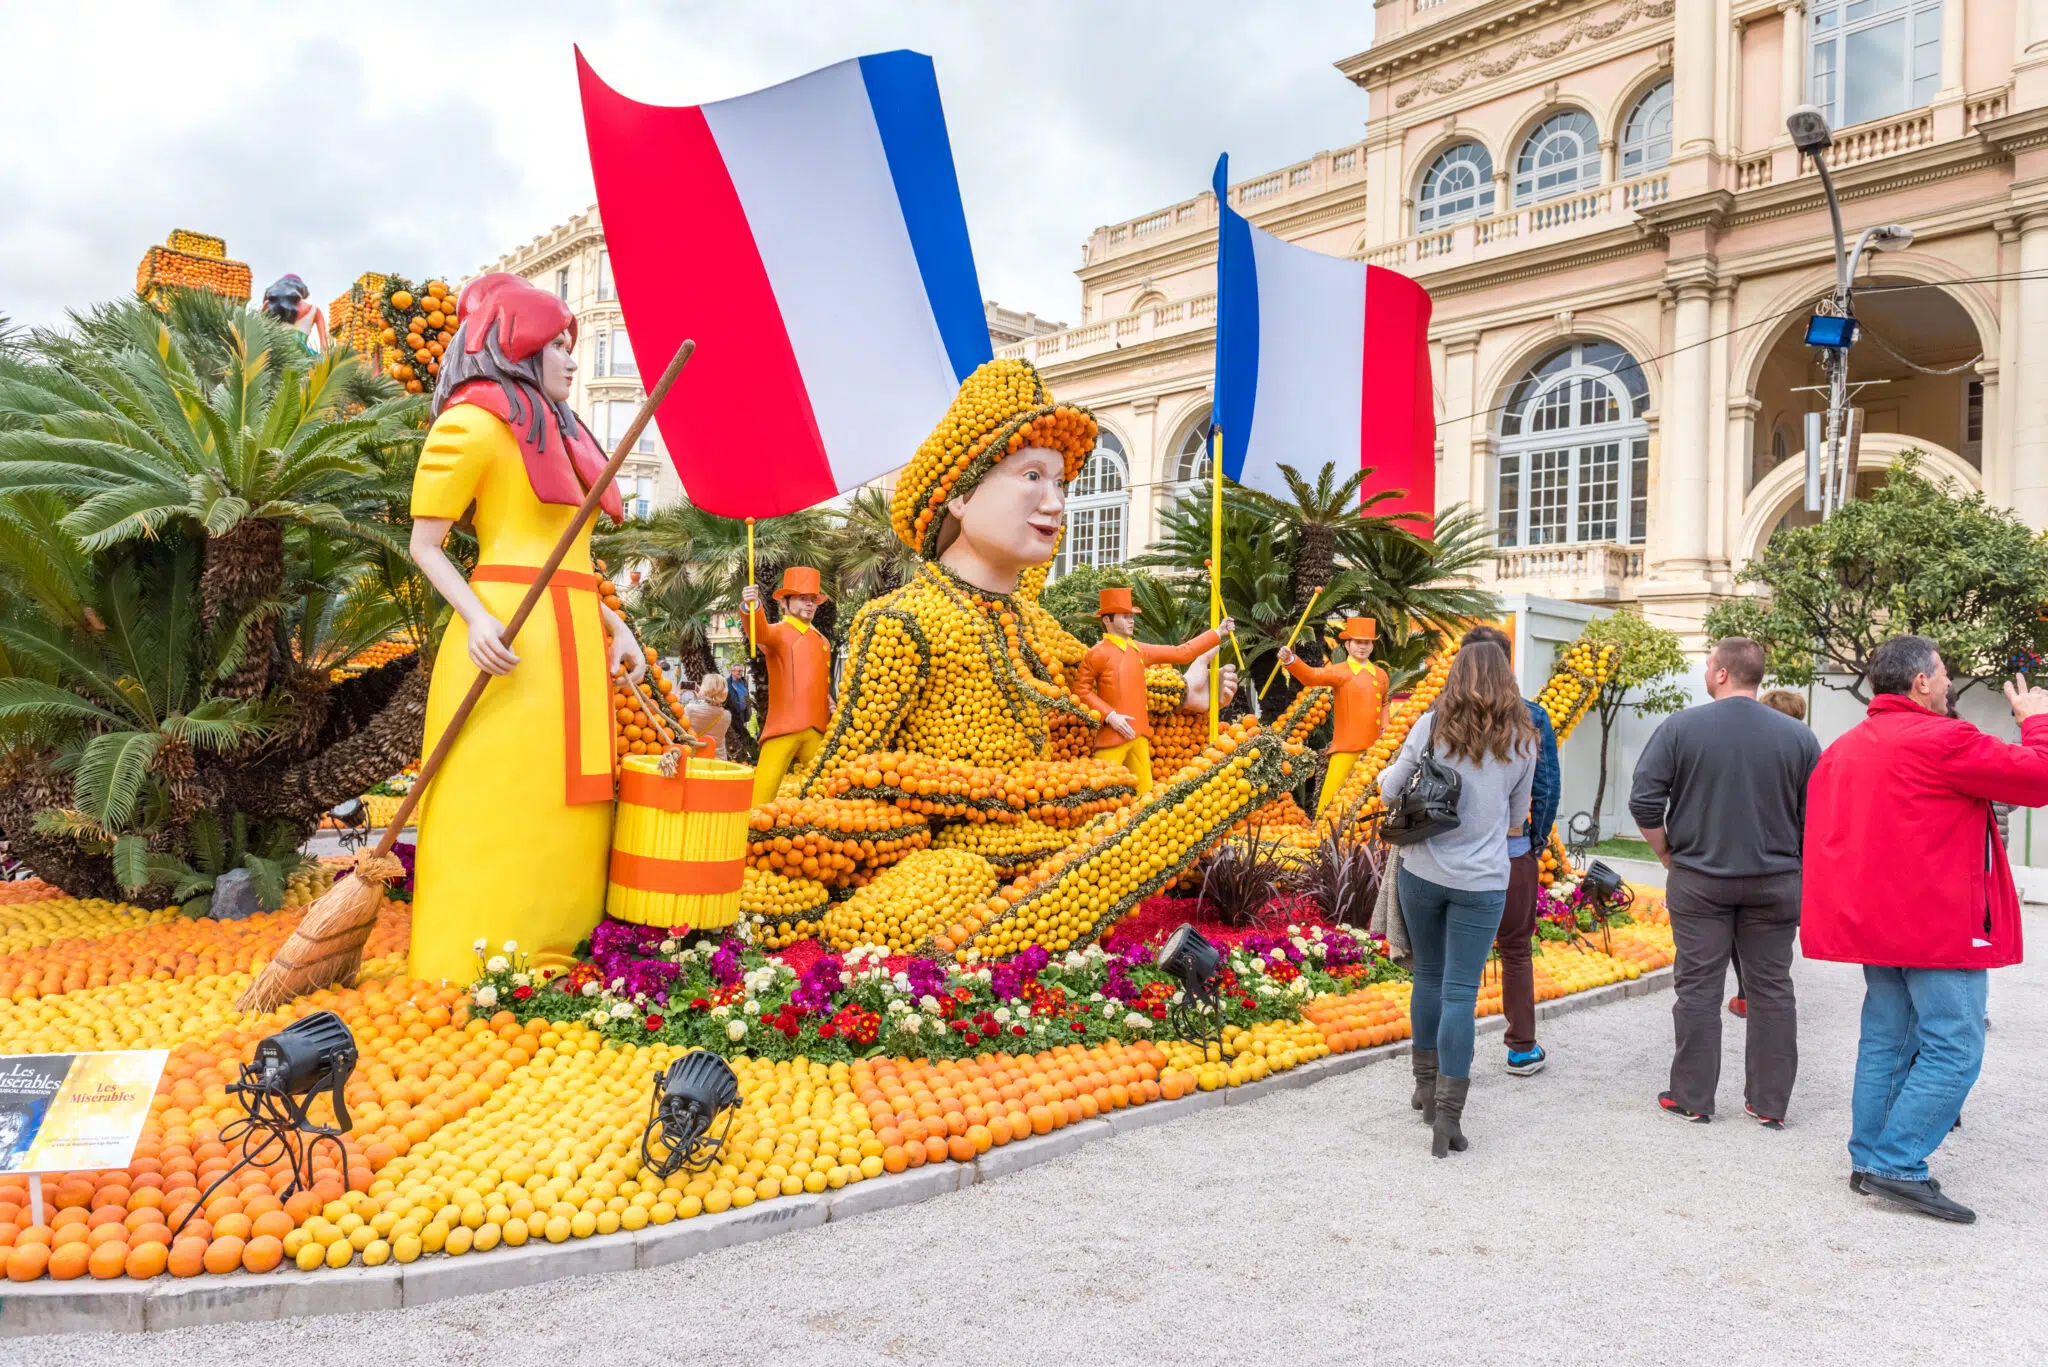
[740,566,835,803]
[1279,616,1390,815]
[1074,586,1235,795]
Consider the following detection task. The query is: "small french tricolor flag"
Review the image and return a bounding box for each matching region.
[1210,154,1437,528]
[577,50,992,518]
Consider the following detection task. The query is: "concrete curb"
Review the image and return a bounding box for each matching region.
[0,965,1670,1337]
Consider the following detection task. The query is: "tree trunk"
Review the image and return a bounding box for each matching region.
[1591,706,1614,842]
[0,761,127,901]
[204,520,287,699]
[226,664,430,822]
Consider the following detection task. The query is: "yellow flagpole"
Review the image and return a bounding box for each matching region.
[1261,583,1325,696]
[745,517,758,657]
[1208,429,1222,744]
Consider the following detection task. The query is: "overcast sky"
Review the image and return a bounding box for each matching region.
[0,2,1373,332]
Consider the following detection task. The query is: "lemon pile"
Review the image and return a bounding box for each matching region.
[822,849,998,954]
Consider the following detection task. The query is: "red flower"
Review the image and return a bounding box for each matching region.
[962,1031,980,1047]
[512,985,534,1001]
[688,997,711,1012]
[1241,996,1258,1009]
[951,986,973,1003]
[1011,1024,1027,1036]
[643,1014,664,1032]
[1070,1021,1087,1033]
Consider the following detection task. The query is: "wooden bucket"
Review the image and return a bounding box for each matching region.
[606,755,755,929]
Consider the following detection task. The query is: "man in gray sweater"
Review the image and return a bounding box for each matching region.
[1629,636,1820,1127]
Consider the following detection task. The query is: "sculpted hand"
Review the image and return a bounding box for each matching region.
[741,584,761,612]
[1105,712,1138,742]
[1216,664,1238,709]
[1277,646,1297,667]
[608,621,648,686]
[466,612,520,676]
[1216,617,1236,640]
[2005,673,2048,722]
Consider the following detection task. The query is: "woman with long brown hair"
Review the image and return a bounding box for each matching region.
[1379,640,1537,1156]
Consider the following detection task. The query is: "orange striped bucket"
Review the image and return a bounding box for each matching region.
[606,755,755,930]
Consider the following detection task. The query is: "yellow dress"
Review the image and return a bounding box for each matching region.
[407,406,614,984]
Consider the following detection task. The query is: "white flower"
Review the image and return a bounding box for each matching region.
[726,1019,748,1041]
[1124,1012,1151,1030]
[711,1005,730,1020]
[510,972,531,988]
[609,1000,634,1019]
[581,981,600,998]
[1101,1003,1117,1019]
[839,971,853,987]
[588,1009,608,1026]
[473,937,489,954]
[744,1000,760,1016]
[473,985,498,1008]
[1286,923,1301,936]
[887,999,909,1015]
[897,1015,924,1036]
[1064,951,1085,970]
[976,967,994,983]
[1089,991,1104,1003]
[1271,947,1289,962]
[993,1007,1012,1024]
[502,940,518,955]
[892,972,912,991]
[485,955,509,974]
[920,994,941,1013]
[659,939,677,954]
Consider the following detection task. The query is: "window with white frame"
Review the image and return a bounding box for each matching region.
[632,474,653,520]
[1513,111,1602,206]
[1055,433,1129,576]
[1809,0,1942,130]
[608,328,637,378]
[1415,143,1496,230]
[1496,341,1651,549]
[1171,409,1213,487]
[555,267,570,301]
[596,249,615,302]
[1620,80,1673,175]
[602,399,655,454]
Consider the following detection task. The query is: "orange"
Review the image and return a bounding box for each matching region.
[211,1212,253,1241]
[250,1209,295,1241]
[88,1240,130,1279]
[47,1242,90,1280]
[945,1134,974,1162]
[241,1235,284,1274]
[124,1241,169,1279]
[166,1238,208,1277]
[201,1235,245,1275]
[6,1243,50,1282]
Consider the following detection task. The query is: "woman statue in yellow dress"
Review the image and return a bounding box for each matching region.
[405,273,646,983]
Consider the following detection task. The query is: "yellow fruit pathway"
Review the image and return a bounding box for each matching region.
[0,880,1670,1285]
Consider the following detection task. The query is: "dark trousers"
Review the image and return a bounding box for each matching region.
[1666,867,1801,1118]
[1495,851,1540,1051]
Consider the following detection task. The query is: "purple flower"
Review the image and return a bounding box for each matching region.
[903,957,949,1002]
[987,945,1048,1001]
[791,954,844,1015]
[708,938,745,988]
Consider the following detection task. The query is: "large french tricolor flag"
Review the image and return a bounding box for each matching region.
[1210,155,1437,528]
[577,50,992,518]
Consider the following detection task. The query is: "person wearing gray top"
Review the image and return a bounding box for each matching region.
[1378,641,1537,1157]
[1629,636,1820,1128]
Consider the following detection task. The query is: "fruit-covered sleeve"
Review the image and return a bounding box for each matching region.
[797,604,927,796]
[409,407,493,519]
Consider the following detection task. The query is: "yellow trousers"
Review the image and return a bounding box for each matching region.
[1315,749,1362,817]
[753,727,824,804]
[1097,736,1155,796]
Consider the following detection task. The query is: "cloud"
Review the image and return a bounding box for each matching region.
[0,1,1371,329]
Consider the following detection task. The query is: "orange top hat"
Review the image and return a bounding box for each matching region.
[772,566,829,602]
[1336,616,1377,642]
[1095,586,1140,618]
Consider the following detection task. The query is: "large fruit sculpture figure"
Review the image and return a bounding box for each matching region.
[759,359,1290,961]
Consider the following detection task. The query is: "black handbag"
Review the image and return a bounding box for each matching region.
[1379,726,1462,847]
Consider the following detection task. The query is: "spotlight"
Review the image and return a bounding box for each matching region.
[173,1011,358,1236]
[1564,811,1600,868]
[1158,924,1225,1050]
[640,1051,740,1181]
[1785,104,1832,155]
[1579,859,1635,956]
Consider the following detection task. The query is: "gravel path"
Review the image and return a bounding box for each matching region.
[23,916,2046,1367]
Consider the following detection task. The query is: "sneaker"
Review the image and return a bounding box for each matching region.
[1862,1174,1976,1224]
[1850,1171,1868,1194]
[1745,1102,1785,1130]
[1658,1091,1710,1123]
[1727,996,1748,1018]
[1506,1045,1547,1076]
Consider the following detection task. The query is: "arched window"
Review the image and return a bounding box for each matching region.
[1620,81,1672,176]
[1496,340,1651,549]
[1171,409,1212,487]
[1415,143,1496,230]
[1809,0,1942,129]
[1056,432,1129,576]
[1513,111,1601,206]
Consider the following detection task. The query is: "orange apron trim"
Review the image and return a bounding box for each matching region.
[607,851,747,896]
[618,766,755,813]
[470,563,612,806]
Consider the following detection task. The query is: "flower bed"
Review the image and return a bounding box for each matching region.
[0,877,1671,1287]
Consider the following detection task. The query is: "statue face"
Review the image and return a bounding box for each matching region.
[1345,638,1375,661]
[539,329,576,403]
[943,447,1066,578]
[781,592,820,623]
[1102,611,1135,639]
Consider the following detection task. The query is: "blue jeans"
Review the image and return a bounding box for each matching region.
[1849,966,1987,1182]
[1399,868,1507,1080]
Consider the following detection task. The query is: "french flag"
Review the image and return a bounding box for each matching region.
[577,50,992,518]
[1210,155,1437,528]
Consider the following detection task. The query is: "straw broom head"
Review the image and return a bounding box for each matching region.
[236,850,404,1012]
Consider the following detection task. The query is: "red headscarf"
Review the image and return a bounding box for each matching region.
[442,272,622,521]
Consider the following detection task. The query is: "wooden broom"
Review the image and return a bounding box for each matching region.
[237,340,698,1012]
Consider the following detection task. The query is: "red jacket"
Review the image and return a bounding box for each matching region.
[1802,694,2048,970]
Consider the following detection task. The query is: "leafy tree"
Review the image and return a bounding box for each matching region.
[1576,608,1689,829]
[1704,457,2048,701]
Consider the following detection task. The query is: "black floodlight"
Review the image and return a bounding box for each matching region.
[641,1051,741,1181]
[1158,924,1225,1049]
[1804,313,1857,350]
[1786,104,1833,155]
[1580,859,1635,955]
[330,797,368,851]
[174,1011,358,1236]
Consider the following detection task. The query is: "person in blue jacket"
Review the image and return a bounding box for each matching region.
[1461,626,1560,1075]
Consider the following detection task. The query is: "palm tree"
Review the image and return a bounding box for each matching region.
[626,565,724,681]
[818,486,916,623]
[1245,462,1418,665]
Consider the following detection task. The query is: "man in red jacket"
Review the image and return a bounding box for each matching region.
[1803,634,2048,1223]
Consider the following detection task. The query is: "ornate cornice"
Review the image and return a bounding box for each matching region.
[1347,0,1674,109]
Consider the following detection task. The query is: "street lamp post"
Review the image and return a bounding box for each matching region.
[1785,104,1913,517]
